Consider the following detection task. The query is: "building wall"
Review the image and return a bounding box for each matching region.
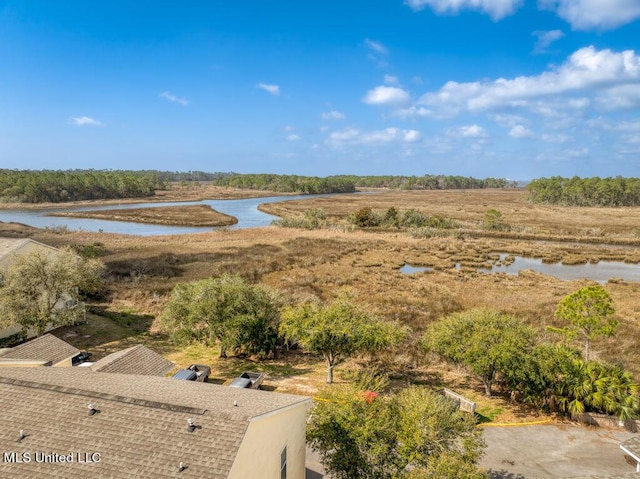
[228,401,311,479]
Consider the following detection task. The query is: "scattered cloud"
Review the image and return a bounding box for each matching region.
[286,134,301,141]
[159,91,189,106]
[321,110,346,120]
[450,124,487,138]
[364,38,388,56]
[532,29,564,54]
[384,74,399,85]
[363,86,411,106]
[256,83,280,96]
[284,125,295,131]
[328,127,421,146]
[70,116,103,126]
[509,125,534,138]
[418,46,640,116]
[405,0,523,21]
[541,0,640,31]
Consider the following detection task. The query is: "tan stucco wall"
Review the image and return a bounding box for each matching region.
[228,401,311,479]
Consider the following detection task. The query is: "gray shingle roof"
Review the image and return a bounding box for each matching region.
[564,474,640,479]
[0,367,311,478]
[0,333,80,365]
[91,345,175,376]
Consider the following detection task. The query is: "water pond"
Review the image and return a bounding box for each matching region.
[401,254,640,283]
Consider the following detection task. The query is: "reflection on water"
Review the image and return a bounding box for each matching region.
[478,254,640,284]
[0,194,323,236]
[400,254,640,283]
[399,264,433,274]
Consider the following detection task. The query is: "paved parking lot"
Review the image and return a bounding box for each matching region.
[480,423,637,478]
[306,423,638,478]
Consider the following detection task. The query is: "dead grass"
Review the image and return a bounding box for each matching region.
[49,204,237,227]
[2,188,640,420]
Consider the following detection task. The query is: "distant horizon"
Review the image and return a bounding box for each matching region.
[1,1,639,178]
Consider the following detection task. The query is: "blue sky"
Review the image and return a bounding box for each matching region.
[1,1,639,180]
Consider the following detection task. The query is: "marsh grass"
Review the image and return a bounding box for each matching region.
[2,188,640,414]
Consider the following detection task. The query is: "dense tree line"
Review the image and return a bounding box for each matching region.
[0,169,166,203]
[337,174,516,190]
[527,176,640,206]
[209,173,357,194]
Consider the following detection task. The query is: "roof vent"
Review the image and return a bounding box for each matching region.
[18,429,26,442]
[88,403,98,416]
[186,418,199,433]
[178,461,187,472]
[233,400,238,407]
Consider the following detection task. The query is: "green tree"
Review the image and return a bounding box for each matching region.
[160,274,280,359]
[280,294,407,383]
[307,384,486,479]
[551,285,617,362]
[0,248,104,337]
[423,308,535,397]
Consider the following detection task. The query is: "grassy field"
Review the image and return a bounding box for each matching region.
[2,187,639,423]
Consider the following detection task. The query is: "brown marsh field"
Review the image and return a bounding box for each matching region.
[2,187,639,422]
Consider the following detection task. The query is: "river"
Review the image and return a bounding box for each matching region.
[0,194,315,236]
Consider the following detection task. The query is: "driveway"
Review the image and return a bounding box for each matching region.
[306,423,637,478]
[480,423,637,478]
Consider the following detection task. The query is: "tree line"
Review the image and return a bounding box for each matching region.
[208,173,357,194]
[0,169,166,203]
[527,176,640,206]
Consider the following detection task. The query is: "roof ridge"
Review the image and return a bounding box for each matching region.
[0,376,208,416]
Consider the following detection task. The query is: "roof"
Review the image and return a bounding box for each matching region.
[0,238,59,264]
[0,367,311,478]
[0,333,80,365]
[91,345,174,376]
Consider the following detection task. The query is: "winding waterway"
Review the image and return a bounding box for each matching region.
[0,194,314,236]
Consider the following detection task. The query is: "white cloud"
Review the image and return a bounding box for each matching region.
[364,38,388,55]
[405,0,523,20]
[159,91,189,106]
[453,124,487,138]
[543,0,640,31]
[256,83,280,96]
[532,29,564,54]
[419,46,640,115]
[395,106,434,119]
[509,125,534,138]
[70,116,103,126]
[328,127,421,145]
[493,113,527,127]
[384,74,399,85]
[286,134,301,141]
[363,86,411,106]
[541,133,571,143]
[321,110,346,120]
[284,125,295,131]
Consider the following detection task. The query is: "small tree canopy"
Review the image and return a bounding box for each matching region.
[280,294,407,383]
[307,384,485,479]
[0,247,104,337]
[551,284,617,361]
[423,308,535,397]
[160,274,280,359]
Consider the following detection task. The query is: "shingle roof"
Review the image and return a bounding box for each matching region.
[0,367,311,478]
[0,333,80,365]
[0,238,30,259]
[91,345,175,376]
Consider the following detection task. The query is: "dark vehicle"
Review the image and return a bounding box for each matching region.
[172,364,210,382]
[229,371,264,389]
[72,351,93,366]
